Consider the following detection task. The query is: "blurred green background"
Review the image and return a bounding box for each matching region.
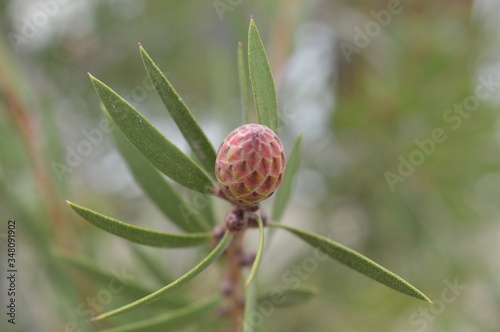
[1,0,500,331]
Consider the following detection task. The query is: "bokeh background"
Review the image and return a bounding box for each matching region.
[1,0,500,331]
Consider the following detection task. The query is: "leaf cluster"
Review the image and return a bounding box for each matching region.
[64,19,430,331]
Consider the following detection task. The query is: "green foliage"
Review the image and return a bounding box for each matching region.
[270,223,431,303]
[245,213,265,287]
[243,281,257,332]
[258,286,317,309]
[128,246,175,286]
[111,120,210,232]
[248,18,280,133]
[54,249,185,307]
[92,231,231,321]
[272,132,303,222]
[99,298,220,332]
[64,18,431,330]
[67,201,211,248]
[238,42,251,123]
[139,45,217,177]
[90,74,214,194]
[3,1,494,331]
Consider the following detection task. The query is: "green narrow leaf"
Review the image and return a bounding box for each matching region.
[89,74,214,194]
[270,223,432,303]
[248,18,279,133]
[272,132,303,222]
[243,279,257,332]
[54,249,185,307]
[92,231,231,321]
[245,213,264,286]
[100,297,220,332]
[257,286,317,309]
[238,42,251,124]
[129,246,174,286]
[41,103,67,192]
[110,119,210,232]
[188,190,217,228]
[67,201,211,248]
[187,148,218,227]
[139,45,217,177]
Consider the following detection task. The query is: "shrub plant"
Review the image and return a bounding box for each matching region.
[66,19,430,332]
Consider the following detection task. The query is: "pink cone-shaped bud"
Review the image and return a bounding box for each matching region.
[215,124,286,206]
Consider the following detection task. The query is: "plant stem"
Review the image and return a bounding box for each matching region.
[0,47,67,242]
[223,229,245,332]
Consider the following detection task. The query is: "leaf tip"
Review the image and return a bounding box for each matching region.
[138,43,146,53]
[238,41,242,49]
[90,316,99,322]
[88,73,100,85]
[418,293,433,304]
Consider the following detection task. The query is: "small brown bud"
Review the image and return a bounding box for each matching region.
[220,279,235,296]
[225,209,246,232]
[239,252,256,267]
